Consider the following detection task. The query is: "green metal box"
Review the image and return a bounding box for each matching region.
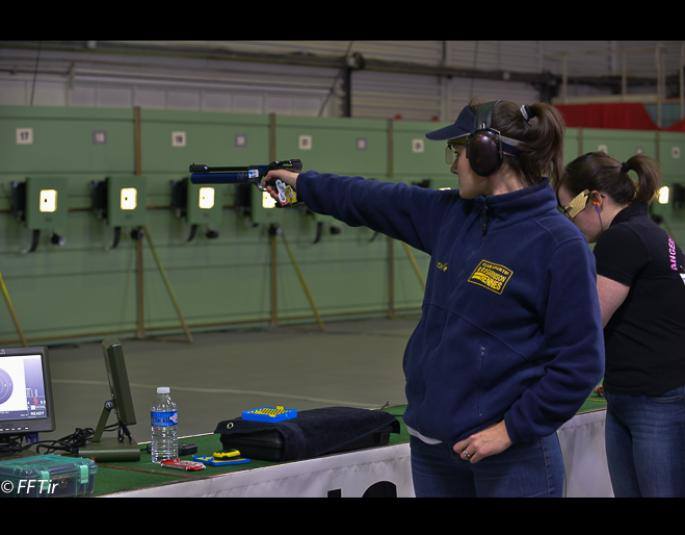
[106,175,146,227]
[25,176,69,231]
[186,181,224,227]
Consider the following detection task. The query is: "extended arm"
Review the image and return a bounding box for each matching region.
[264,169,459,255]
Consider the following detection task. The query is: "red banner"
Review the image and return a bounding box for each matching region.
[554,103,685,132]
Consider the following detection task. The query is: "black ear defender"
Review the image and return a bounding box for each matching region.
[466,101,526,176]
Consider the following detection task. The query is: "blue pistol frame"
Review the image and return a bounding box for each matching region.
[189,159,302,206]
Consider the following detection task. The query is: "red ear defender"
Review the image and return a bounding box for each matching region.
[467,130,503,176]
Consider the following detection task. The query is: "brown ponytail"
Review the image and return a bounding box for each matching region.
[623,153,661,204]
[559,152,661,205]
[490,101,566,186]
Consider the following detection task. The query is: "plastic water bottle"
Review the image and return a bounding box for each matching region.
[150,386,178,463]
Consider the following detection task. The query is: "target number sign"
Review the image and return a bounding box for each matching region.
[16,128,34,145]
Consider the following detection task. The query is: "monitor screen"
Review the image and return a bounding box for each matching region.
[0,347,54,435]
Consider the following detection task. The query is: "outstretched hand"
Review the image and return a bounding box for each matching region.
[261,169,300,204]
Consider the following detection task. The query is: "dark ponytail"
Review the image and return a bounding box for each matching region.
[559,151,661,205]
[623,153,660,204]
[491,101,565,186]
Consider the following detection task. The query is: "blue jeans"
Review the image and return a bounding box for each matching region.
[409,433,565,497]
[604,384,685,497]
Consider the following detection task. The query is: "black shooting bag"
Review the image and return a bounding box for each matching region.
[214,406,400,462]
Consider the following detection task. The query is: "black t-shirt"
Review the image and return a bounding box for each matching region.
[593,202,685,395]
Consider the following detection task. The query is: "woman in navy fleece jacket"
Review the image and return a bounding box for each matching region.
[263,100,604,497]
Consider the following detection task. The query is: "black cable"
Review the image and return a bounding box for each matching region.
[34,427,96,455]
[0,435,29,457]
[28,423,122,455]
[313,221,323,244]
[28,229,40,253]
[112,226,122,249]
[187,224,198,243]
[117,423,133,444]
[317,41,355,117]
[29,41,42,107]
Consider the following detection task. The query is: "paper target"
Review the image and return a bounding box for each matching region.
[0,369,13,405]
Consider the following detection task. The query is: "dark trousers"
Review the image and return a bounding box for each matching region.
[409,432,565,497]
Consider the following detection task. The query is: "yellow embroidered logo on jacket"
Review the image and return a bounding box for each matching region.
[468,260,514,295]
[435,261,448,272]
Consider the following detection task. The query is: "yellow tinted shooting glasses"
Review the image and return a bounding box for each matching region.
[560,189,590,219]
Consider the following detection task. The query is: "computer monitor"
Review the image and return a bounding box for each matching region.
[77,338,139,461]
[102,338,136,427]
[0,346,54,436]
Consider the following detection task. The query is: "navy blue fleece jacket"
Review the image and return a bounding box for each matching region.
[296,171,604,445]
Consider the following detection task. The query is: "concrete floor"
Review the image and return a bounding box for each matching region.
[42,316,419,442]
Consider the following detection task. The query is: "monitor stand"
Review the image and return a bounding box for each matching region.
[78,400,140,462]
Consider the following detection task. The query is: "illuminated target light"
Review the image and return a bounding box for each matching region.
[262,192,277,209]
[658,186,670,205]
[120,188,138,211]
[39,189,57,213]
[198,187,215,210]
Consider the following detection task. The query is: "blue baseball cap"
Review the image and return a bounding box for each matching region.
[425,105,477,141]
[425,102,525,156]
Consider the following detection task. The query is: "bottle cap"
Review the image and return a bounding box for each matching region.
[157,386,171,394]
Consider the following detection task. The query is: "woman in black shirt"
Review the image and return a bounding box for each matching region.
[556,152,685,497]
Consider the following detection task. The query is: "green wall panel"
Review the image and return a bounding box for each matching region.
[275,116,388,177]
[582,129,657,162]
[393,121,453,184]
[2,105,684,345]
[139,110,269,211]
[564,128,580,165]
[140,110,269,174]
[0,106,135,205]
[659,132,685,178]
[271,115,410,318]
